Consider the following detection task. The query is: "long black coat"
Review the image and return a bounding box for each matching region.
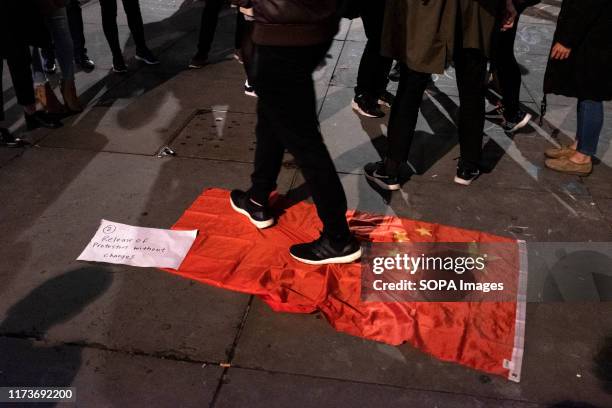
[543,0,612,102]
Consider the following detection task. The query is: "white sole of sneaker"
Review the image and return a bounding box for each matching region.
[230,198,274,229]
[135,55,160,65]
[505,113,532,133]
[378,99,391,108]
[112,67,128,73]
[290,247,362,265]
[365,173,401,191]
[453,176,475,186]
[351,100,383,118]
[244,89,257,98]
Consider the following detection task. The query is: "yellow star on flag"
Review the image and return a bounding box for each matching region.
[393,231,410,242]
[415,227,433,237]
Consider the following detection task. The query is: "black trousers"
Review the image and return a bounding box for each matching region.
[355,0,392,97]
[99,0,147,57]
[66,0,87,56]
[196,0,224,57]
[0,45,35,121]
[249,42,350,240]
[385,49,488,175]
[492,11,522,118]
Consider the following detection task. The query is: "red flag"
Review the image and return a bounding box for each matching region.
[163,188,526,382]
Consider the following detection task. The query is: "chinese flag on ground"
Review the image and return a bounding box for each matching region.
[162,189,526,382]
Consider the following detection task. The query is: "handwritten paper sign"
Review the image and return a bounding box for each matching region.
[77,219,197,269]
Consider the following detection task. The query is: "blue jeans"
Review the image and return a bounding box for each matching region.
[576,100,604,157]
[32,7,75,83]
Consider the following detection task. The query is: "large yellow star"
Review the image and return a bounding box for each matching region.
[393,231,410,242]
[415,227,433,237]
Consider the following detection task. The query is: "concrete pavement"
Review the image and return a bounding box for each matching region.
[1,1,611,406]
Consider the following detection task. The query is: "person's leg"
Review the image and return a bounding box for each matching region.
[46,8,76,82]
[120,0,147,52]
[66,0,86,56]
[575,100,604,160]
[383,63,430,177]
[356,0,391,96]
[99,0,123,58]
[254,43,350,241]
[494,13,521,118]
[6,44,62,129]
[454,48,488,170]
[196,0,225,58]
[353,0,393,117]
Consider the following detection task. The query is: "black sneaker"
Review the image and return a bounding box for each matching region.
[364,161,400,191]
[230,190,274,229]
[388,61,401,82]
[244,80,257,97]
[112,55,128,73]
[454,163,480,186]
[135,48,160,65]
[501,110,532,133]
[188,52,208,69]
[0,128,25,148]
[290,234,362,265]
[352,94,385,118]
[24,111,63,131]
[485,105,504,119]
[378,90,395,108]
[76,53,95,71]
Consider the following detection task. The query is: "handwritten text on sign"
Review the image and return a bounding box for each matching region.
[77,220,197,269]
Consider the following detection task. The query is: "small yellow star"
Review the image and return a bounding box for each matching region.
[415,227,433,237]
[393,231,410,242]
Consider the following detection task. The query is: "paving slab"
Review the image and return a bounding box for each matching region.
[0,149,293,362]
[232,298,612,406]
[0,336,222,407]
[215,367,540,408]
[170,109,257,162]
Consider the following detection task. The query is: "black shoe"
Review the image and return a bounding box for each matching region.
[112,55,128,73]
[378,90,395,108]
[501,110,532,133]
[135,48,160,65]
[188,52,208,69]
[24,111,63,131]
[0,128,25,148]
[454,163,480,186]
[290,234,362,265]
[230,190,274,229]
[364,161,400,191]
[485,105,504,119]
[43,59,57,74]
[76,53,95,71]
[352,94,385,118]
[244,80,257,97]
[388,61,401,82]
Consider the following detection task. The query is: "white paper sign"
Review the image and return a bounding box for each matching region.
[77,219,197,269]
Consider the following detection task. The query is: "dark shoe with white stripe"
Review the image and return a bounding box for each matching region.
[352,94,385,118]
[135,48,160,65]
[230,190,274,229]
[454,163,480,186]
[290,234,362,265]
[364,161,400,191]
[501,110,532,133]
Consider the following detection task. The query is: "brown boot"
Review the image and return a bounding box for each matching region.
[35,82,66,114]
[545,157,593,176]
[61,79,84,113]
[544,144,575,159]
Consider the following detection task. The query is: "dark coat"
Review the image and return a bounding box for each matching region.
[543,0,612,102]
[381,0,503,74]
[233,0,340,46]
